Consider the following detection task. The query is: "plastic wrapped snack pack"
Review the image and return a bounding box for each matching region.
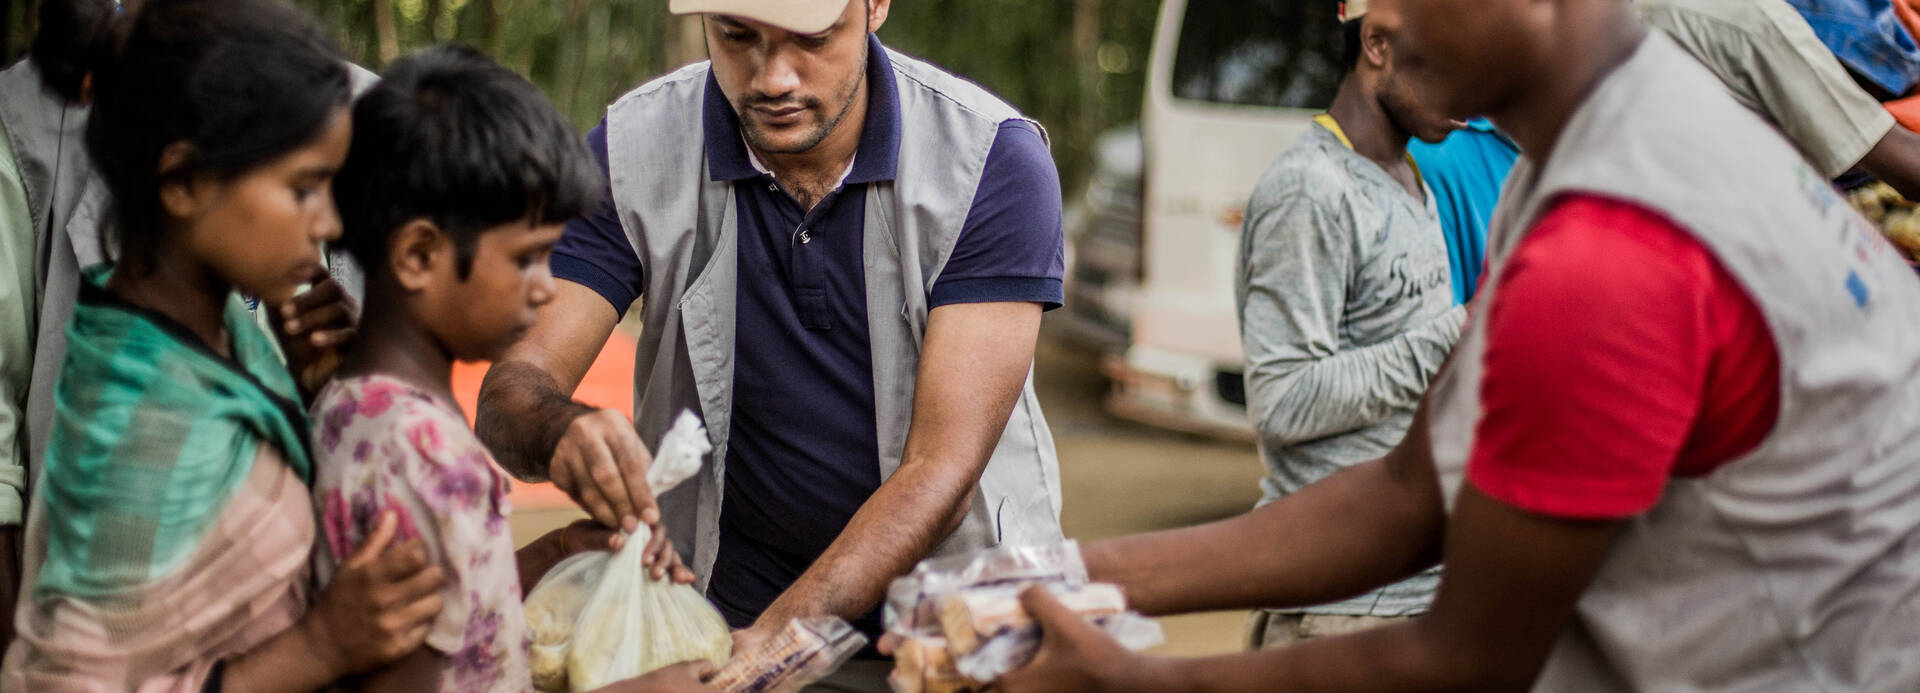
[523,411,732,692]
[707,617,868,693]
[952,607,1162,682]
[884,544,1163,691]
[936,582,1126,657]
[884,541,1089,639]
[887,636,979,693]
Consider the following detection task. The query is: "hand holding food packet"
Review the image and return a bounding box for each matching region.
[882,542,1163,692]
[523,411,865,692]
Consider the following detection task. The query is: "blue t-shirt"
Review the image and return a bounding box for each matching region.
[1786,0,1920,96]
[1409,118,1519,304]
[550,36,1064,641]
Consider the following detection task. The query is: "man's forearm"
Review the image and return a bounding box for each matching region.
[1085,412,1447,617]
[1861,125,1920,203]
[477,360,594,480]
[1247,306,1464,448]
[1128,618,1487,693]
[754,301,1038,628]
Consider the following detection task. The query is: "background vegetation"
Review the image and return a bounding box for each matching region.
[1,0,1162,192]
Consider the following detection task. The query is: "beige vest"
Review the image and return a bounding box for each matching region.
[1429,35,1920,691]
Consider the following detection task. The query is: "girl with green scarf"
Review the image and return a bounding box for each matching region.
[2,1,447,690]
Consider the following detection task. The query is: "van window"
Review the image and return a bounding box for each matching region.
[1169,0,1343,109]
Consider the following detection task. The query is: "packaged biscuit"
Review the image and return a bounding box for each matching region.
[936,582,1126,657]
[709,617,868,693]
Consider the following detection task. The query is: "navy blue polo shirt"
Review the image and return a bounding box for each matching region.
[550,36,1064,641]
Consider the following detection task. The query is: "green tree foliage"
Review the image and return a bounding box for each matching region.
[2,0,1159,191]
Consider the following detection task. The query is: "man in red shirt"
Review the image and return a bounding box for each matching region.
[986,0,1920,689]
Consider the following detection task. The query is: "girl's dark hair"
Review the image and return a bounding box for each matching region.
[86,0,351,276]
[334,44,602,280]
[31,0,118,102]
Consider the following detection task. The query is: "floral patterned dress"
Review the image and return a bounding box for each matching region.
[310,374,529,692]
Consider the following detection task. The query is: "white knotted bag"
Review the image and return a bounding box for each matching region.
[524,411,733,692]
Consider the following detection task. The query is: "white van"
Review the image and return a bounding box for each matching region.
[1067,0,1345,440]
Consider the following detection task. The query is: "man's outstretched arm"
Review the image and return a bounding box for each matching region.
[739,300,1041,642]
[1084,396,1449,617]
[478,280,680,579]
[1002,485,1620,692]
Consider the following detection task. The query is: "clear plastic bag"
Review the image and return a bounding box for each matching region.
[527,552,608,691]
[708,617,869,693]
[884,541,1088,639]
[952,609,1162,682]
[883,544,1162,691]
[523,411,731,692]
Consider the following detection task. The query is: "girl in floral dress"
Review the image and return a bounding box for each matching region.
[310,45,701,692]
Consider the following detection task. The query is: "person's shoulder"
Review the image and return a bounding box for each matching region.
[980,120,1054,174]
[1508,195,1723,294]
[885,47,1026,125]
[1251,129,1354,208]
[313,375,468,453]
[1637,0,1769,29]
[606,59,711,119]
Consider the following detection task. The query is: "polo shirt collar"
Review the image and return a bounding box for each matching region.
[703,33,902,184]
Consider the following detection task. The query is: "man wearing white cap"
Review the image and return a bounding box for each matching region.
[477,1,1067,689]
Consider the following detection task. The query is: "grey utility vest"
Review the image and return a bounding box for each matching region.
[603,50,1065,587]
[1429,35,1920,691]
[0,61,108,494]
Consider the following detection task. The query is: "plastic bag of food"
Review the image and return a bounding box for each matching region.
[528,552,609,691]
[883,545,1163,691]
[953,609,1162,682]
[708,617,868,693]
[523,411,731,692]
[887,636,980,693]
[884,541,1087,639]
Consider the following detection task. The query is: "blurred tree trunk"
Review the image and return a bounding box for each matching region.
[665,15,706,69]
[423,0,443,42]
[476,0,501,56]
[553,0,589,121]
[373,0,399,64]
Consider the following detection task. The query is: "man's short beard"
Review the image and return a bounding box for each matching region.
[738,41,869,155]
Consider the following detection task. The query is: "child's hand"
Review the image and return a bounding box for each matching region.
[275,269,358,396]
[588,661,717,692]
[299,512,445,678]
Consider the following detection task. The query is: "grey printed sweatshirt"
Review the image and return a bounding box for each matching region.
[1235,122,1465,616]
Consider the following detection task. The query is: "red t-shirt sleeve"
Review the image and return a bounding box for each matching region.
[1464,195,1780,520]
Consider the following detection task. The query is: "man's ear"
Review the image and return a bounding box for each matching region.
[155,141,207,220]
[1363,18,1393,71]
[868,0,890,33]
[389,219,450,292]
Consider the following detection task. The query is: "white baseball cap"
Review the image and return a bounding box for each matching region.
[1340,0,1368,22]
[668,0,851,34]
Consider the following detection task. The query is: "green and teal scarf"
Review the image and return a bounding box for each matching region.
[34,267,311,600]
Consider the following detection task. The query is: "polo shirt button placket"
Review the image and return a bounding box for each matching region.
[798,228,812,245]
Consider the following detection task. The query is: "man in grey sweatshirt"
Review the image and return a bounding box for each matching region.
[1235,0,1466,647]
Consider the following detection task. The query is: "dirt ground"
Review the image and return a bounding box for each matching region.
[506,322,1265,658]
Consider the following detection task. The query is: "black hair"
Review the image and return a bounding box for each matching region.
[1343,17,1363,73]
[85,0,351,277]
[333,44,602,281]
[31,0,118,102]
